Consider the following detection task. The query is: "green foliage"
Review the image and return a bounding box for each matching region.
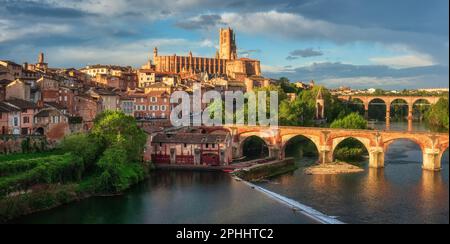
[279,98,315,126]
[60,133,103,168]
[425,98,449,131]
[330,113,368,130]
[334,147,366,162]
[92,111,147,162]
[0,154,84,197]
[19,137,48,154]
[279,86,353,126]
[0,151,62,162]
[330,113,369,163]
[0,184,79,222]
[276,77,299,94]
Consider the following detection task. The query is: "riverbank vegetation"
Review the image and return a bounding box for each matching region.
[425,98,449,131]
[0,111,150,222]
[330,113,368,163]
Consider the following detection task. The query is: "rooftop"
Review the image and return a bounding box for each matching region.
[152,132,228,144]
[4,98,39,109]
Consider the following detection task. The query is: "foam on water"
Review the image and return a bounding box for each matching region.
[237,178,345,224]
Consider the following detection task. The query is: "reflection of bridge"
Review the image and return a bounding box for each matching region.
[338,95,442,131]
[207,126,449,172]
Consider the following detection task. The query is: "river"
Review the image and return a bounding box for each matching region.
[10,122,449,224]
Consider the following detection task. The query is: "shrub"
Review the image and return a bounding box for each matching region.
[0,154,84,197]
[60,133,103,169]
[330,112,368,130]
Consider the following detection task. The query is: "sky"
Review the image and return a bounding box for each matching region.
[0,0,448,89]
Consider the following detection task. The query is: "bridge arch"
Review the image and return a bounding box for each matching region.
[383,138,427,170]
[438,142,449,165]
[281,134,320,159]
[412,97,432,107]
[383,136,428,152]
[412,99,431,121]
[389,98,409,121]
[240,135,270,160]
[367,97,390,107]
[330,136,371,163]
[348,98,366,116]
[368,98,387,121]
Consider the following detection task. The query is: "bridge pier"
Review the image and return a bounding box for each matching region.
[385,109,391,130]
[369,147,385,168]
[269,146,281,160]
[408,107,414,132]
[422,148,442,171]
[364,104,369,120]
[319,146,333,164]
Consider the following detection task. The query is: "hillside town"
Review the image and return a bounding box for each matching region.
[1,27,447,167]
[0,28,275,140]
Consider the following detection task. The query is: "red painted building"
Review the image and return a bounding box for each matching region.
[150,130,232,166]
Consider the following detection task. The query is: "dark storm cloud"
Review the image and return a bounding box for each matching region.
[3,0,93,18]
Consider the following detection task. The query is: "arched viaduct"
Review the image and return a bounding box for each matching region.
[217,125,449,172]
[338,95,443,130]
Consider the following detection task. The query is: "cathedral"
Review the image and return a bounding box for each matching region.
[152,28,261,80]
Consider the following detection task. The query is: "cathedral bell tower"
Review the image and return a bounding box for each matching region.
[219,27,237,60]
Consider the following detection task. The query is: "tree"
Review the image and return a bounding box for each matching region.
[330,113,368,130]
[91,111,147,162]
[330,113,369,163]
[425,98,449,131]
[60,133,102,168]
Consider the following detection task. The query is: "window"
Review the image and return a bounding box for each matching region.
[151,97,157,103]
[205,144,209,148]
[23,116,30,124]
[64,96,67,102]
[13,117,18,127]
[161,105,166,111]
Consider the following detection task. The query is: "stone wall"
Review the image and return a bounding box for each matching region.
[0,136,55,155]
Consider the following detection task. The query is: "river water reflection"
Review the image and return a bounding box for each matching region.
[256,138,449,224]
[11,171,317,224]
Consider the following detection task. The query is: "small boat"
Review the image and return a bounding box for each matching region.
[222,169,234,173]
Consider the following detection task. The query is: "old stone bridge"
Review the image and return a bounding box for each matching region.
[338,95,444,130]
[206,126,449,171]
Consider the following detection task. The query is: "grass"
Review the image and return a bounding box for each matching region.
[0,150,64,162]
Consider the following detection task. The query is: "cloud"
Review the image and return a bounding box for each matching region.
[220,10,449,65]
[4,1,94,18]
[176,14,226,30]
[290,48,324,58]
[239,49,261,58]
[286,48,323,60]
[0,19,71,43]
[18,38,217,68]
[263,62,449,89]
[369,54,435,68]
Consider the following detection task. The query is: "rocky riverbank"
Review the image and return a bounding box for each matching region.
[304,162,364,175]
